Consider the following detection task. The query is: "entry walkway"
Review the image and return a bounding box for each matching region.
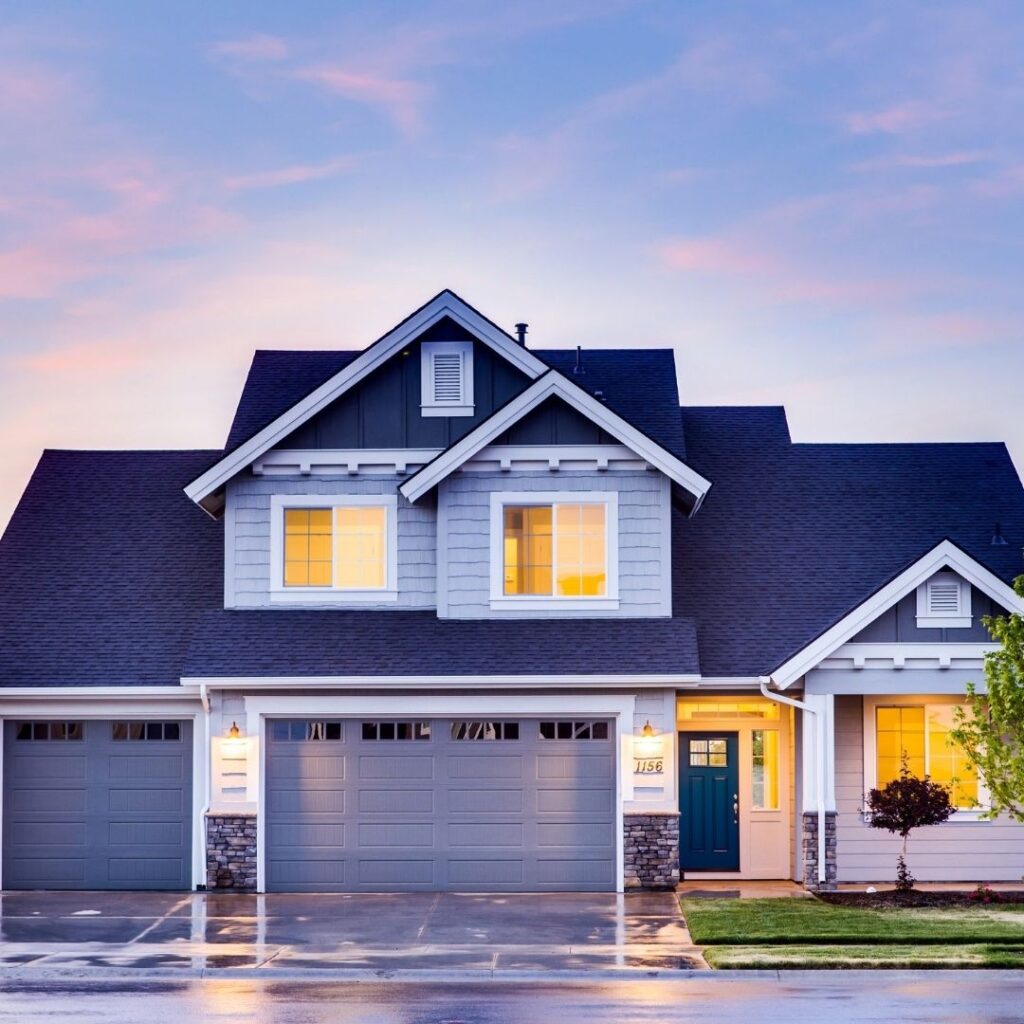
[0,890,707,978]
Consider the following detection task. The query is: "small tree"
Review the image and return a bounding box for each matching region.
[950,576,1024,821]
[866,759,955,891]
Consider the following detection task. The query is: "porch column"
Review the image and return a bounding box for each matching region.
[800,694,837,889]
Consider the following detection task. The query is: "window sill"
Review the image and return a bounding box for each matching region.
[421,404,474,418]
[488,596,620,612]
[861,809,991,824]
[270,588,399,604]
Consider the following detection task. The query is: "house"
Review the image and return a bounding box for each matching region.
[1,289,1023,893]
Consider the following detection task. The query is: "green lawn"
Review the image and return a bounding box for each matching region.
[682,897,1024,969]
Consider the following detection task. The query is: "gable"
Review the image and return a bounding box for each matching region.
[493,395,618,447]
[274,318,531,452]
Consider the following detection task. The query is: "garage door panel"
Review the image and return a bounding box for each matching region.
[268,788,346,815]
[358,788,434,814]
[448,860,524,885]
[357,859,434,885]
[270,754,346,781]
[537,787,613,814]
[448,788,524,814]
[447,755,522,780]
[358,755,434,780]
[537,821,614,847]
[536,754,612,780]
[449,822,523,848]
[3,720,192,890]
[537,858,615,885]
[269,822,346,848]
[358,822,434,847]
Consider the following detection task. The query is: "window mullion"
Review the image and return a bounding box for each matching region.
[551,503,559,597]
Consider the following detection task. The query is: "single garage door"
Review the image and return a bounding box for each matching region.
[2,719,193,890]
[266,717,616,892]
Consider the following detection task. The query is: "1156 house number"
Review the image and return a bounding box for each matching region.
[633,757,664,775]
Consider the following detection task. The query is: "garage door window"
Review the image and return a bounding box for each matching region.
[361,721,431,741]
[539,720,609,740]
[15,721,83,741]
[270,720,344,742]
[451,721,520,740]
[111,721,181,741]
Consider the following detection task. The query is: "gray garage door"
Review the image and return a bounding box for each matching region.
[266,718,616,892]
[2,719,193,890]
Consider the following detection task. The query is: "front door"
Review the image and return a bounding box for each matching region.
[678,731,739,871]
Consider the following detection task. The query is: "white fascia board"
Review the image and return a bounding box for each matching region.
[181,674,702,690]
[400,371,712,506]
[184,291,550,512]
[0,686,202,700]
[770,539,1024,689]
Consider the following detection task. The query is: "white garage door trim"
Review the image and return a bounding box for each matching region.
[245,694,637,893]
[0,700,206,890]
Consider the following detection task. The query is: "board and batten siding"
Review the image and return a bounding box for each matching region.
[438,470,672,619]
[835,694,1024,882]
[225,475,436,609]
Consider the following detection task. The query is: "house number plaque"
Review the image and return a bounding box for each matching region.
[633,757,665,775]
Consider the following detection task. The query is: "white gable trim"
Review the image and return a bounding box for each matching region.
[184,291,550,514]
[399,371,712,508]
[770,540,1024,689]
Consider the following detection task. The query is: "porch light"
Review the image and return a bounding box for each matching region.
[221,721,247,758]
[228,721,241,739]
[634,721,663,760]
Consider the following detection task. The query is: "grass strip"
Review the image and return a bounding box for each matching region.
[681,897,1024,946]
[703,943,1024,970]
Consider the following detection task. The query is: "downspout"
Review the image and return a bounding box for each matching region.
[198,683,211,890]
[758,677,827,885]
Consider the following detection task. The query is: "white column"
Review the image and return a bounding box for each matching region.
[800,693,836,812]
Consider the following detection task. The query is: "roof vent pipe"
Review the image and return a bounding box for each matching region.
[991,522,1008,546]
[573,345,585,375]
[514,322,528,346]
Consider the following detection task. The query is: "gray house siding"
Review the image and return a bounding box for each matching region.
[275,319,529,451]
[439,470,672,619]
[849,586,1004,644]
[834,694,1024,882]
[494,397,618,447]
[225,475,436,610]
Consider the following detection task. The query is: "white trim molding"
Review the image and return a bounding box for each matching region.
[770,540,1024,689]
[268,493,398,604]
[254,449,441,478]
[487,490,620,612]
[184,290,550,515]
[817,642,997,672]
[245,692,636,894]
[466,444,647,474]
[399,371,712,511]
[420,340,474,416]
[180,673,703,690]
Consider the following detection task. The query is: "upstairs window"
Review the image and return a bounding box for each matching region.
[915,571,972,628]
[503,503,607,597]
[271,495,396,601]
[421,341,474,417]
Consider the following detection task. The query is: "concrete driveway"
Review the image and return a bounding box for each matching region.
[0,890,705,978]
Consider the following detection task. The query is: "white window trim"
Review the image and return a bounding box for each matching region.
[269,494,398,603]
[488,490,619,611]
[916,571,972,629]
[420,340,474,417]
[862,695,990,820]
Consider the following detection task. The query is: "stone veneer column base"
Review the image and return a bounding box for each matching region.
[624,811,680,889]
[801,810,838,890]
[206,813,257,890]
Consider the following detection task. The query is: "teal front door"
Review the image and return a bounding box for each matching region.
[679,732,739,871]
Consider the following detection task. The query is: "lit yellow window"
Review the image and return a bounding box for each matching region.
[335,507,387,589]
[875,704,977,808]
[284,509,333,587]
[502,503,606,597]
[751,729,779,809]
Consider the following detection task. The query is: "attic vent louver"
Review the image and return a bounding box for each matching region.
[432,353,463,403]
[420,341,474,417]
[916,571,972,628]
[927,580,961,614]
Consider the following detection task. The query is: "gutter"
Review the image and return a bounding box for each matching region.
[758,677,827,885]
[198,683,211,891]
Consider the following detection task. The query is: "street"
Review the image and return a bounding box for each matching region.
[0,975,1021,1024]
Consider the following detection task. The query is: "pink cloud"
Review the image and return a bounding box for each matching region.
[660,238,778,277]
[294,65,428,137]
[0,64,75,119]
[971,163,1024,198]
[843,101,946,135]
[851,150,992,172]
[225,155,358,191]
[210,34,288,61]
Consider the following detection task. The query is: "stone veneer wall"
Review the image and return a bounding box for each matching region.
[624,812,680,889]
[801,810,838,890]
[206,813,257,890]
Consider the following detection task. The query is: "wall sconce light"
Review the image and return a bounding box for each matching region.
[221,721,247,758]
[227,721,240,739]
[634,721,664,761]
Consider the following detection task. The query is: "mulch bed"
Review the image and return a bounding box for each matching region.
[820,890,1024,909]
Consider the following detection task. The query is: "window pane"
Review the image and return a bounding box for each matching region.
[927,705,977,807]
[554,504,607,597]
[876,706,925,785]
[504,506,553,595]
[284,508,332,588]
[335,506,387,589]
[164,722,180,741]
[751,729,779,809]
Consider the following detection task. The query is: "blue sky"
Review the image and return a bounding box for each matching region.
[1,1,1022,529]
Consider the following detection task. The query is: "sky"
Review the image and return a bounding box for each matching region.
[1,0,1023,531]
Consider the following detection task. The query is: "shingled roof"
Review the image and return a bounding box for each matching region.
[674,407,1024,677]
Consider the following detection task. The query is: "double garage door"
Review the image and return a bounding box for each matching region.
[266,717,616,892]
[2,719,193,890]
